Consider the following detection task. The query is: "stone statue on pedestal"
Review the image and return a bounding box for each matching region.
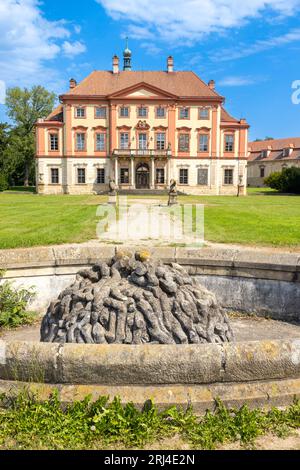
[108,179,117,204]
[168,179,178,206]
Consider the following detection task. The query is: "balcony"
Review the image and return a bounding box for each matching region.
[113,148,171,158]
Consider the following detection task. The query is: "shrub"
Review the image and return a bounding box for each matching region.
[264,167,300,193]
[264,171,283,190]
[0,173,8,192]
[0,281,36,328]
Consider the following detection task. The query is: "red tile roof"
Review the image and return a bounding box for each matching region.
[221,107,239,122]
[248,137,300,161]
[45,105,63,122]
[61,71,223,99]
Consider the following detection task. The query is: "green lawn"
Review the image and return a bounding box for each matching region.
[0,189,299,249]
[0,193,107,249]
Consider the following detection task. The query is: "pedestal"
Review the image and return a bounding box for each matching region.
[108,194,117,205]
[168,192,178,206]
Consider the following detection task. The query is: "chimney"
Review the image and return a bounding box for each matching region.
[208,80,215,90]
[167,56,174,73]
[113,55,119,74]
[69,78,77,90]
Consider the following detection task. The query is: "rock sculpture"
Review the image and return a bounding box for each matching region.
[40,251,233,344]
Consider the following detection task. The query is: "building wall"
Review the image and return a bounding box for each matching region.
[247,160,300,187]
[36,94,248,195]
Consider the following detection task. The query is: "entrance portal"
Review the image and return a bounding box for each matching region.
[136,163,150,189]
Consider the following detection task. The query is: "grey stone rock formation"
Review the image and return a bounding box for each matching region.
[40,251,233,344]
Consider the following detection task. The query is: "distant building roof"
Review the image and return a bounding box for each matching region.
[248,137,300,161]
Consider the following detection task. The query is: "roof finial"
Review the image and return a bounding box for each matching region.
[123,37,132,71]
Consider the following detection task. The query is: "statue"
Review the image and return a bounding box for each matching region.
[108,178,117,204]
[168,179,178,206]
[40,251,234,344]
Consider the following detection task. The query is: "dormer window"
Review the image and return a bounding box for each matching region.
[282,148,290,157]
[261,150,268,158]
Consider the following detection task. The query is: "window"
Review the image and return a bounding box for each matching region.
[156,168,165,184]
[50,134,59,151]
[96,133,105,151]
[95,107,107,118]
[137,106,148,118]
[120,106,129,117]
[261,150,268,158]
[51,168,59,184]
[179,169,189,185]
[260,167,265,178]
[199,108,209,119]
[77,168,86,184]
[96,168,105,184]
[224,169,233,185]
[156,107,166,118]
[198,168,208,186]
[138,133,147,150]
[120,168,129,184]
[120,132,129,149]
[179,134,189,152]
[283,148,290,157]
[199,134,209,152]
[76,133,85,151]
[179,107,189,119]
[75,107,85,118]
[225,135,234,152]
[156,133,166,150]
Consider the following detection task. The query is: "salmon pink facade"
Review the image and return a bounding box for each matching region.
[35,51,249,195]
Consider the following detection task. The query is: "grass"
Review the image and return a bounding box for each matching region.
[0,189,299,249]
[0,391,299,450]
[0,193,107,249]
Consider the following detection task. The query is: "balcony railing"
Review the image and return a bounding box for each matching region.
[113,148,171,157]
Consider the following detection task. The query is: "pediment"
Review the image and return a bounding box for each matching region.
[108,82,178,100]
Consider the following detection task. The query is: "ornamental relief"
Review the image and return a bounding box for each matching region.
[135,120,150,130]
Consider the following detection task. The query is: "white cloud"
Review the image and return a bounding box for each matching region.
[140,43,162,56]
[219,76,257,86]
[96,0,300,41]
[0,0,86,91]
[62,41,87,57]
[212,28,300,61]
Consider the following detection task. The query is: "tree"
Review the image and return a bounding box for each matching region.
[5,86,56,186]
[0,123,10,191]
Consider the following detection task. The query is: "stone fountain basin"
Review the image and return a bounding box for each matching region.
[0,244,300,412]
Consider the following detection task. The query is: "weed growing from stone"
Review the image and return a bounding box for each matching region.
[0,391,300,450]
[0,281,36,328]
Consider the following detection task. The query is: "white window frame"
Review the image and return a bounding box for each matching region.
[179,168,189,185]
[77,168,86,184]
[50,168,59,184]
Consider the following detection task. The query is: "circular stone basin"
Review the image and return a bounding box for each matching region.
[1,316,300,343]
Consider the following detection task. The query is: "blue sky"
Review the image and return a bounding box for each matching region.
[0,0,300,141]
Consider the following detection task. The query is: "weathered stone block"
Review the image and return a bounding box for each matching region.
[0,341,61,383]
[60,344,224,385]
[223,339,300,382]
